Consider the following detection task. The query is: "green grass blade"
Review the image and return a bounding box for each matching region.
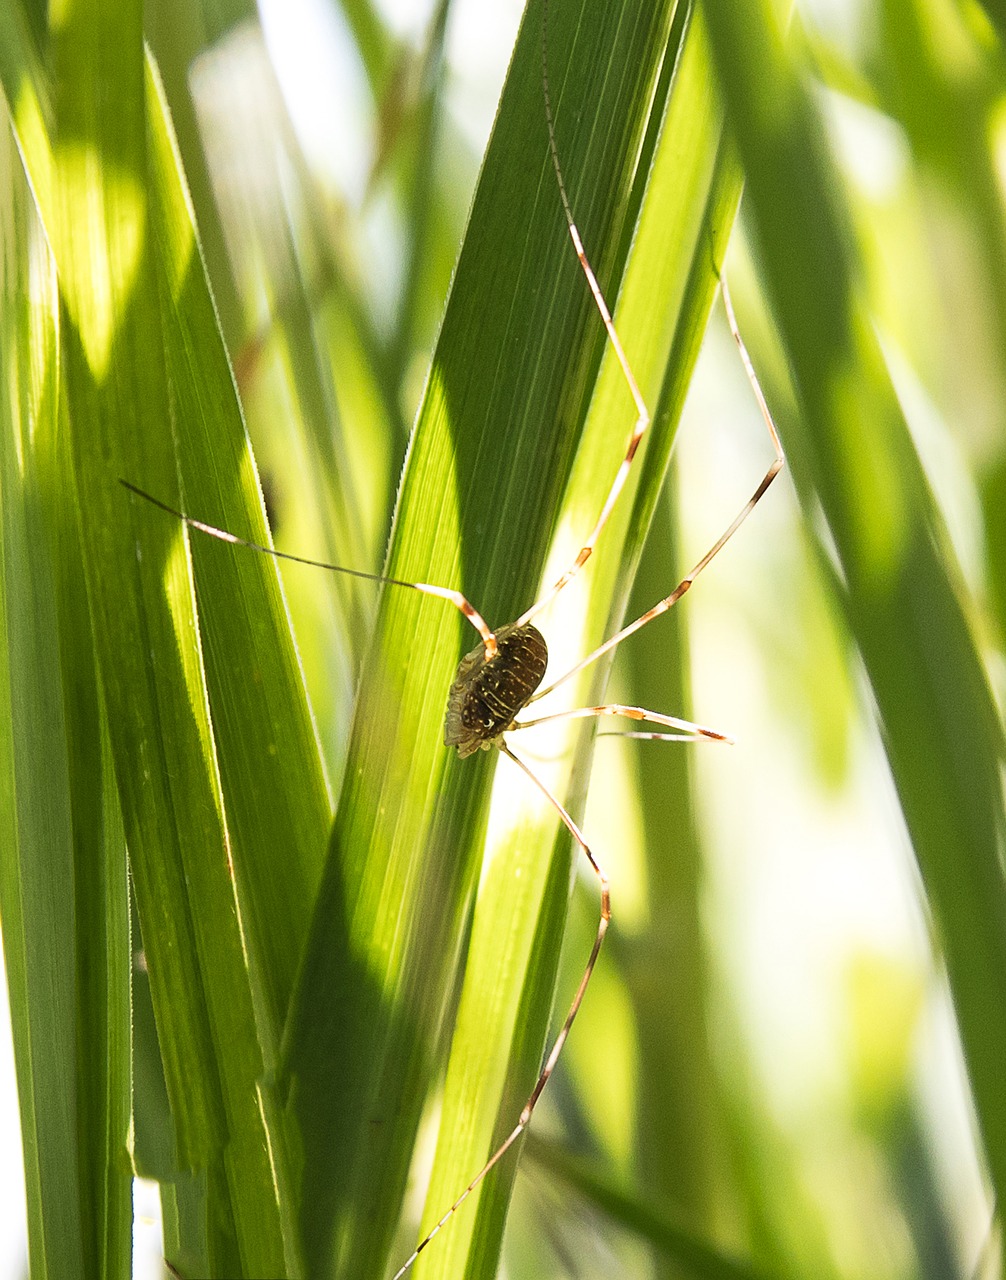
[1,0,334,1268]
[622,478,716,1227]
[144,55,332,1047]
[280,1,748,1276]
[411,11,745,1277]
[0,113,111,1280]
[703,0,1006,1225]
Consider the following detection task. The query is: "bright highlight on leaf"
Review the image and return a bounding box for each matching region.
[54,143,147,377]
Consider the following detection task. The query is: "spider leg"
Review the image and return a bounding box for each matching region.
[120,480,499,660]
[512,702,732,743]
[530,275,784,704]
[515,0,651,630]
[391,738,610,1280]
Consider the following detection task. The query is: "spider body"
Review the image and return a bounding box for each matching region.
[444,622,548,757]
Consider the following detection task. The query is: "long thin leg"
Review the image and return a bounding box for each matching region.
[391,739,610,1280]
[515,1,651,630]
[512,702,732,743]
[119,480,499,660]
[531,274,784,703]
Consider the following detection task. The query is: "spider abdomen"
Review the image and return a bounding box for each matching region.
[444,622,548,758]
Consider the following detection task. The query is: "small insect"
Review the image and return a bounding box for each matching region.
[123,1,784,1274]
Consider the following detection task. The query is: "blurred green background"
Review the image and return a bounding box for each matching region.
[1,0,1005,1278]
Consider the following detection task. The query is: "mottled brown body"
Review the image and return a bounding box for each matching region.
[444,623,548,758]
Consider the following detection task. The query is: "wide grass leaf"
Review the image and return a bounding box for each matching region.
[282,1,754,1277]
[1,0,331,1268]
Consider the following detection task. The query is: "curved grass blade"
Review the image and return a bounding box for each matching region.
[410,9,751,1277]
[1,0,332,1268]
[0,108,133,1280]
[279,0,743,1273]
[703,0,1006,1219]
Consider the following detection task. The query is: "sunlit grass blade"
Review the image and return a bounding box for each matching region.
[703,0,1006,1223]
[181,22,397,773]
[1,0,335,1268]
[144,56,332,1045]
[406,6,749,1277]
[0,108,132,1280]
[278,1,744,1273]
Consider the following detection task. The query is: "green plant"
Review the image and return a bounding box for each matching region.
[1,0,1004,1278]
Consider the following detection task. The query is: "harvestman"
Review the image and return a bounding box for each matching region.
[122,2,784,1273]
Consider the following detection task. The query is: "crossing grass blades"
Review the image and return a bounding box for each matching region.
[123,0,784,1273]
